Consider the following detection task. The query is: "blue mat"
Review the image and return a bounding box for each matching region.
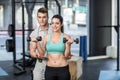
[99,70,120,80]
[0,67,8,76]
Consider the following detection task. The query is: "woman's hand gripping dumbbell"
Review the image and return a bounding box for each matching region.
[63,38,79,44]
[27,36,42,42]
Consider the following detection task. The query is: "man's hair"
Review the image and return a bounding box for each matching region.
[37,7,48,16]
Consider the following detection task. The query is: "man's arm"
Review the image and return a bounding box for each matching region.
[36,35,48,58]
[29,28,40,58]
[29,41,38,58]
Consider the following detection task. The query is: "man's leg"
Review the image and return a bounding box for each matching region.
[33,60,46,80]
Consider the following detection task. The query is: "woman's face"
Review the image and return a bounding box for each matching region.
[51,18,63,32]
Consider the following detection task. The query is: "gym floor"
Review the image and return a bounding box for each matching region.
[0,57,117,80]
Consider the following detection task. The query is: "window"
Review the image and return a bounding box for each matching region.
[0,5,3,27]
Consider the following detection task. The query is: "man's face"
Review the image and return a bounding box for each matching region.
[37,12,48,26]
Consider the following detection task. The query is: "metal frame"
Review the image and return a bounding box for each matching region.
[117,0,119,71]
[11,0,49,75]
[10,0,61,75]
[54,0,61,15]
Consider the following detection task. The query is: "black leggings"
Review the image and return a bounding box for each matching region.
[45,65,70,80]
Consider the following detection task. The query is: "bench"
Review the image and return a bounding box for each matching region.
[68,56,83,80]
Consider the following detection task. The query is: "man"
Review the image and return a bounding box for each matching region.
[29,7,50,80]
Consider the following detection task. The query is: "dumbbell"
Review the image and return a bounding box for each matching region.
[27,36,42,42]
[38,57,48,63]
[63,38,79,44]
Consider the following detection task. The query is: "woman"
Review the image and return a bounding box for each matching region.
[37,14,74,80]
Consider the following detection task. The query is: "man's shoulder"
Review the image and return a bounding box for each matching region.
[30,27,39,37]
[48,26,52,33]
[33,27,39,31]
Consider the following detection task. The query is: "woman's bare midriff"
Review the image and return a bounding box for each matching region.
[47,53,68,67]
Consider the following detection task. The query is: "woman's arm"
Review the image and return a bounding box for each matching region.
[64,34,74,58]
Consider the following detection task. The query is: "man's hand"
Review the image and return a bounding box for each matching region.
[36,53,44,59]
[36,53,45,63]
[30,37,38,42]
[64,53,73,59]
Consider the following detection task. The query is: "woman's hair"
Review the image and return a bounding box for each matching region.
[52,14,64,32]
[37,7,48,16]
